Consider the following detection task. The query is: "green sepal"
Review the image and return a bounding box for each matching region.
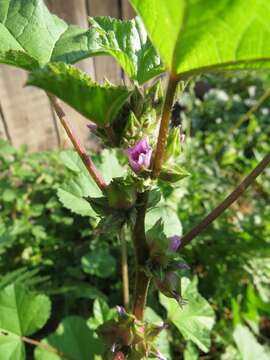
[166,128,182,160]
[160,164,190,183]
[106,177,137,210]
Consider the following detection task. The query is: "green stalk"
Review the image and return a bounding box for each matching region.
[152,74,179,178]
[132,191,150,320]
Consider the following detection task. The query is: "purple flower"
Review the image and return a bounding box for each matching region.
[87,123,97,132]
[127,137,152,173]
[169,235,182,252]
[116,306,127,318]
[156,351,167,360]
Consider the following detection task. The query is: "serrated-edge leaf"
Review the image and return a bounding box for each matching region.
[27,63,132,125]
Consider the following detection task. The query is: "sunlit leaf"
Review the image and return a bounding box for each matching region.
[130,0,270,76]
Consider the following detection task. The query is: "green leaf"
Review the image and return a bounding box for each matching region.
[0,284,51,360]
[160,277,215,352]
[130,0,270,76]
[28,63,131,126]
[89,16,164,84]
[34,316,104,360]
[88,299,116,330]
[184,342,199,360]
[81,249,116,278]
[57,151,101,217]
[233,324,270,360]
[0,0,100,70]
[144,307,171,359]
[146,199,182,237]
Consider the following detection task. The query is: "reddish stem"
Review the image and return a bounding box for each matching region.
[49,95,107,192]
[179,152,270,249]
[132,191,150,320]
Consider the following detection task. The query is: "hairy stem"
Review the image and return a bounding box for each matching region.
[120,226,130,309]
[19,335,72,360]
[132,191,150,320]
[179,152,270,249]
[48,95,107,192]
[152,74,178,178]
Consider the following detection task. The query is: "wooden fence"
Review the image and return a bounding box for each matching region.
[0,0,135,151]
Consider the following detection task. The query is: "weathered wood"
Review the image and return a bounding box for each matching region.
[0,104,8,140]
[0,65,59,151]
[87,0,123,85]
[46,0,96,148]
[121,0,136,19]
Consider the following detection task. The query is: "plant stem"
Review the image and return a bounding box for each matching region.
[48,95,107,192]
[120,226,130,309]
[132,191,150,320]
[20,335,72,360]
[179,151,270,249]
[152,74,179,178]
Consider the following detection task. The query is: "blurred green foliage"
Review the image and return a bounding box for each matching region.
[0,71,270,359]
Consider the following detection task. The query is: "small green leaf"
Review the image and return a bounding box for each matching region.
[88,299,116,330]
[57,188,97,217]
[146,199,182,237]
[81,249,116,278]
[130,0,270,76]
[28,63,132,126]
[34,316,104,360]
[89,16,164,84]
[0,284,51,360]
[160,277,215,352]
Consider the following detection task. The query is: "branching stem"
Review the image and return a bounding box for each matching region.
[179,152,270,249]
[152,74,179,178]
[48,95,107,192]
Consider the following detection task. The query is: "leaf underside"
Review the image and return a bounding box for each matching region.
[130,0,270,77]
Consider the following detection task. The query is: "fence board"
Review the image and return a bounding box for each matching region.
[0,65,58,151]
[46,0,96,148]
[0,107,7,140]
[87,0,122,85]
[121,0,136,19]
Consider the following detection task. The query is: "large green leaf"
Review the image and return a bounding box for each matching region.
[89,16,164,84]
[0,0,100,70]
[28,63,132,126]
[0,284,51,360]
[130,0,270,76]
[34,316,104,360]
[81,249,116,278]
[160,277,215,352]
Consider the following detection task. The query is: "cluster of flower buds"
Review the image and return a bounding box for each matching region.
[97,306,168,359]
[146,221,190,304]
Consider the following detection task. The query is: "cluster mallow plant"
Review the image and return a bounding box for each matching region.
[1,0,270,359]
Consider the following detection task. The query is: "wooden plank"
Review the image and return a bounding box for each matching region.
[0,105,8,140]
[87,0,123,85]
[0,65,59,151]
[121,0,136,19]
[46,0,96,148]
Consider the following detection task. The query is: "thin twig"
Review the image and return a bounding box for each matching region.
[48,94,107,192]
[120,226,130,308]
[179,152,270,249]
[152,74,179,178]
[21,336,73,359]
